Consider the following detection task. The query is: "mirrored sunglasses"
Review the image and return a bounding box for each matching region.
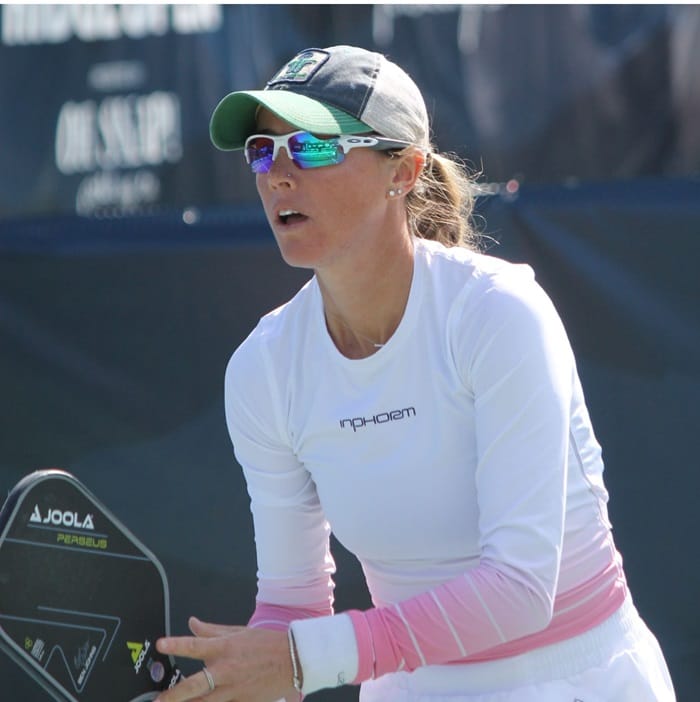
[243,130,412,174]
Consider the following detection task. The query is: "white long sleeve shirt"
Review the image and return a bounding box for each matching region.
[225,238,626,694]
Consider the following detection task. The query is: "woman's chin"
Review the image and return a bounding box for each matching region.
[277,245,321,271]
[273,234,326,270]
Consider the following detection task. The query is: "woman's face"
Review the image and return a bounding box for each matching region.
[253,109,400,272]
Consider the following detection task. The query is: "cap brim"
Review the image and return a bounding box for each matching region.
[209,90,371,151]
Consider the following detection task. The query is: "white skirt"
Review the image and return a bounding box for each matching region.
[359,596,675,702]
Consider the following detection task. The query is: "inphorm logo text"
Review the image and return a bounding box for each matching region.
[339,406,416,432]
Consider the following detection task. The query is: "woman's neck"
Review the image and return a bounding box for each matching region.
[318,233,415,359]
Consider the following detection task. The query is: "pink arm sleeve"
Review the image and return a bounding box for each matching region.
[249,601,333,631]
[347,560,551,681]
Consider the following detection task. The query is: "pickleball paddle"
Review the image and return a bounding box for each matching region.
[0,469,183,701]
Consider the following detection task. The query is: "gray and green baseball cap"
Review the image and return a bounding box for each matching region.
[209,45,430,151]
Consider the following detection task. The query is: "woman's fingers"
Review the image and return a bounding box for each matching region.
[155,626,292,702]
[189,617,245,638]
[155,667,217,701]
[156,632,217,660]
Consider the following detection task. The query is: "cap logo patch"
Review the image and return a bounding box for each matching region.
[267,49,329,86]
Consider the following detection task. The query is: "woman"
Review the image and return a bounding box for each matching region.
[155,45,675,702]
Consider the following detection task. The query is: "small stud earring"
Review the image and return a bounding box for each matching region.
[388,189,396,197]
[397,188,403,195]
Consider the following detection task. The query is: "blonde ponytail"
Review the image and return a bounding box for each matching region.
[405,150,481,250]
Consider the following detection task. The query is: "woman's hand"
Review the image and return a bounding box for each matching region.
[154,617,297,702]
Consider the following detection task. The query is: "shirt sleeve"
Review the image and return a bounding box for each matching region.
[294,267,577,691]
[224,335,336,613]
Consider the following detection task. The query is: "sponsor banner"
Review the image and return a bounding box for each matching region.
[1,5,698,220]
[0,4,265,218]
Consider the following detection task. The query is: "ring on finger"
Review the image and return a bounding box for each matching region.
[202,667,215,692]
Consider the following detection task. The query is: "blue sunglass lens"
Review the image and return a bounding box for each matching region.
[250,156,273,174]
[246,133,345,173]
[246,137,275,173]
[288,133,344,169]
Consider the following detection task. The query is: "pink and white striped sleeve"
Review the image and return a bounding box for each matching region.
[249,602,333,632]
[347,559,553,681]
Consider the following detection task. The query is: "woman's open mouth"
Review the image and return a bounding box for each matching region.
[278,209,308,225]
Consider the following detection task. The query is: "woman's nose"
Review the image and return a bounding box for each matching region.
[265,148,296,185]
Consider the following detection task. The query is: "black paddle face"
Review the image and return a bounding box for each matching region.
[0,470,182,701]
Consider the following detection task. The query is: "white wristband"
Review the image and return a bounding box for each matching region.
[289,614,359,694]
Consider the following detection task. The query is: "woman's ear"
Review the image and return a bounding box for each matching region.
[390,148,426,196]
